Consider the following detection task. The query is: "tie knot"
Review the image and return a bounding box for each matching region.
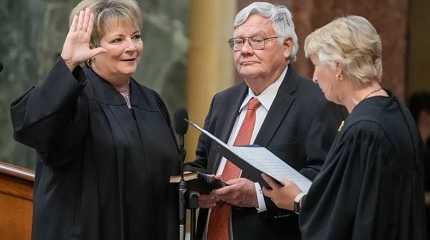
[247,97,261,110]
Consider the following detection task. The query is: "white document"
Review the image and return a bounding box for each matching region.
[186,120,312,193]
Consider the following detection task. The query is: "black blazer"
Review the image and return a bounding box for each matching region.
[188,66,346,240]
[10,59,179,240]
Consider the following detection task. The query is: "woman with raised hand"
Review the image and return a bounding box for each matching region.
[10,1,179,239]
[262,16,427,240]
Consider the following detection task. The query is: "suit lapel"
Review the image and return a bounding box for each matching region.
[219,84,248,142]
[210,84,248,172]
[254,66,299,146]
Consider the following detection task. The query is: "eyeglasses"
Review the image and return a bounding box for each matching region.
[228,36,279,51]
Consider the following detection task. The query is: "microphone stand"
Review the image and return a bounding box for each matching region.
[178,133,187,240]
[175,111,198,240]
[177,132,199,240]
[187,191,199,240]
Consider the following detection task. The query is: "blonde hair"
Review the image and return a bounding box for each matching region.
[304,16,382,86]
[70,0,143,47]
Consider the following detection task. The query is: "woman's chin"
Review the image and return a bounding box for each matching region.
[323,93,335,103]
[118,67,137,76]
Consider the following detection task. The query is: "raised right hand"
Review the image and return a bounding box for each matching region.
[60,8,106,71]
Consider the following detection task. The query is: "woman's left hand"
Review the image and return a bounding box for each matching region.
[261,174,302,210]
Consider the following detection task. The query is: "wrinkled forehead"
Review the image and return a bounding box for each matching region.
[233,14,275,37]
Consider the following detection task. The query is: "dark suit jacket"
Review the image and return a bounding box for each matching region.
[188,66,346,240]
[10,59,179,240]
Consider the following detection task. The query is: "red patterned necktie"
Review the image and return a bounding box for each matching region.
[207,97,261,240]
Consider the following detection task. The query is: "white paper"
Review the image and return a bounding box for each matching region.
[231,146,311,193]
[187,119,312,193]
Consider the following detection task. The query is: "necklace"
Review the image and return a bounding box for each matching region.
[363,87,383,100]
[337,120,345,132]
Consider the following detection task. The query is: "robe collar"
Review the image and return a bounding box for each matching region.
[83,67,158,111]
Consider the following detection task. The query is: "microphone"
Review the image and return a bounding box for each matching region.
[174,108,189,149]
[174,108,189,136]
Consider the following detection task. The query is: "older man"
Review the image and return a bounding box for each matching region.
[187,2,345,240]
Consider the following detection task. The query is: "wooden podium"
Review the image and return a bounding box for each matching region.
[0,162,34,240]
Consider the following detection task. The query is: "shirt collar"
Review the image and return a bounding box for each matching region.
[239,65,288,112]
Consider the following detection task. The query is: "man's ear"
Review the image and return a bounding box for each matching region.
[282,38,293,60]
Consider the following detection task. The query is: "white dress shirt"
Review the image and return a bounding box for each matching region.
[216,65,288,212]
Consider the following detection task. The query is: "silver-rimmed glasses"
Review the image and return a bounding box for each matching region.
[228,36,279,51]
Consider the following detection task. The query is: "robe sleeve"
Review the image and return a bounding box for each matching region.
[10,58,89,166]
[300,121,389,240]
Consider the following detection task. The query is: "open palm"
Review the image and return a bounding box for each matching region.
[61,8,106,71]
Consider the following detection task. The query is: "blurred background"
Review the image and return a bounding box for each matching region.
[0,0,429,169]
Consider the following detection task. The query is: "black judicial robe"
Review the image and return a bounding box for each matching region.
[10,59,179,240]
[299,95,427,240]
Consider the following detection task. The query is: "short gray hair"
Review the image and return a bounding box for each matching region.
[233,2,299,62]
[304,16,383,86]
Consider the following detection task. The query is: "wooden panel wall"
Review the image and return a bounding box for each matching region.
[0,162,34,240]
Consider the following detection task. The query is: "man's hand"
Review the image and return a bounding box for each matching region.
[213,177,258,208]
[61,8,106,71]
[198,192,218,208]
[261,174,301,210]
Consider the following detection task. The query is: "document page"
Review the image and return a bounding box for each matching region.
[231,146,311,193]
[187,120,312,193]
